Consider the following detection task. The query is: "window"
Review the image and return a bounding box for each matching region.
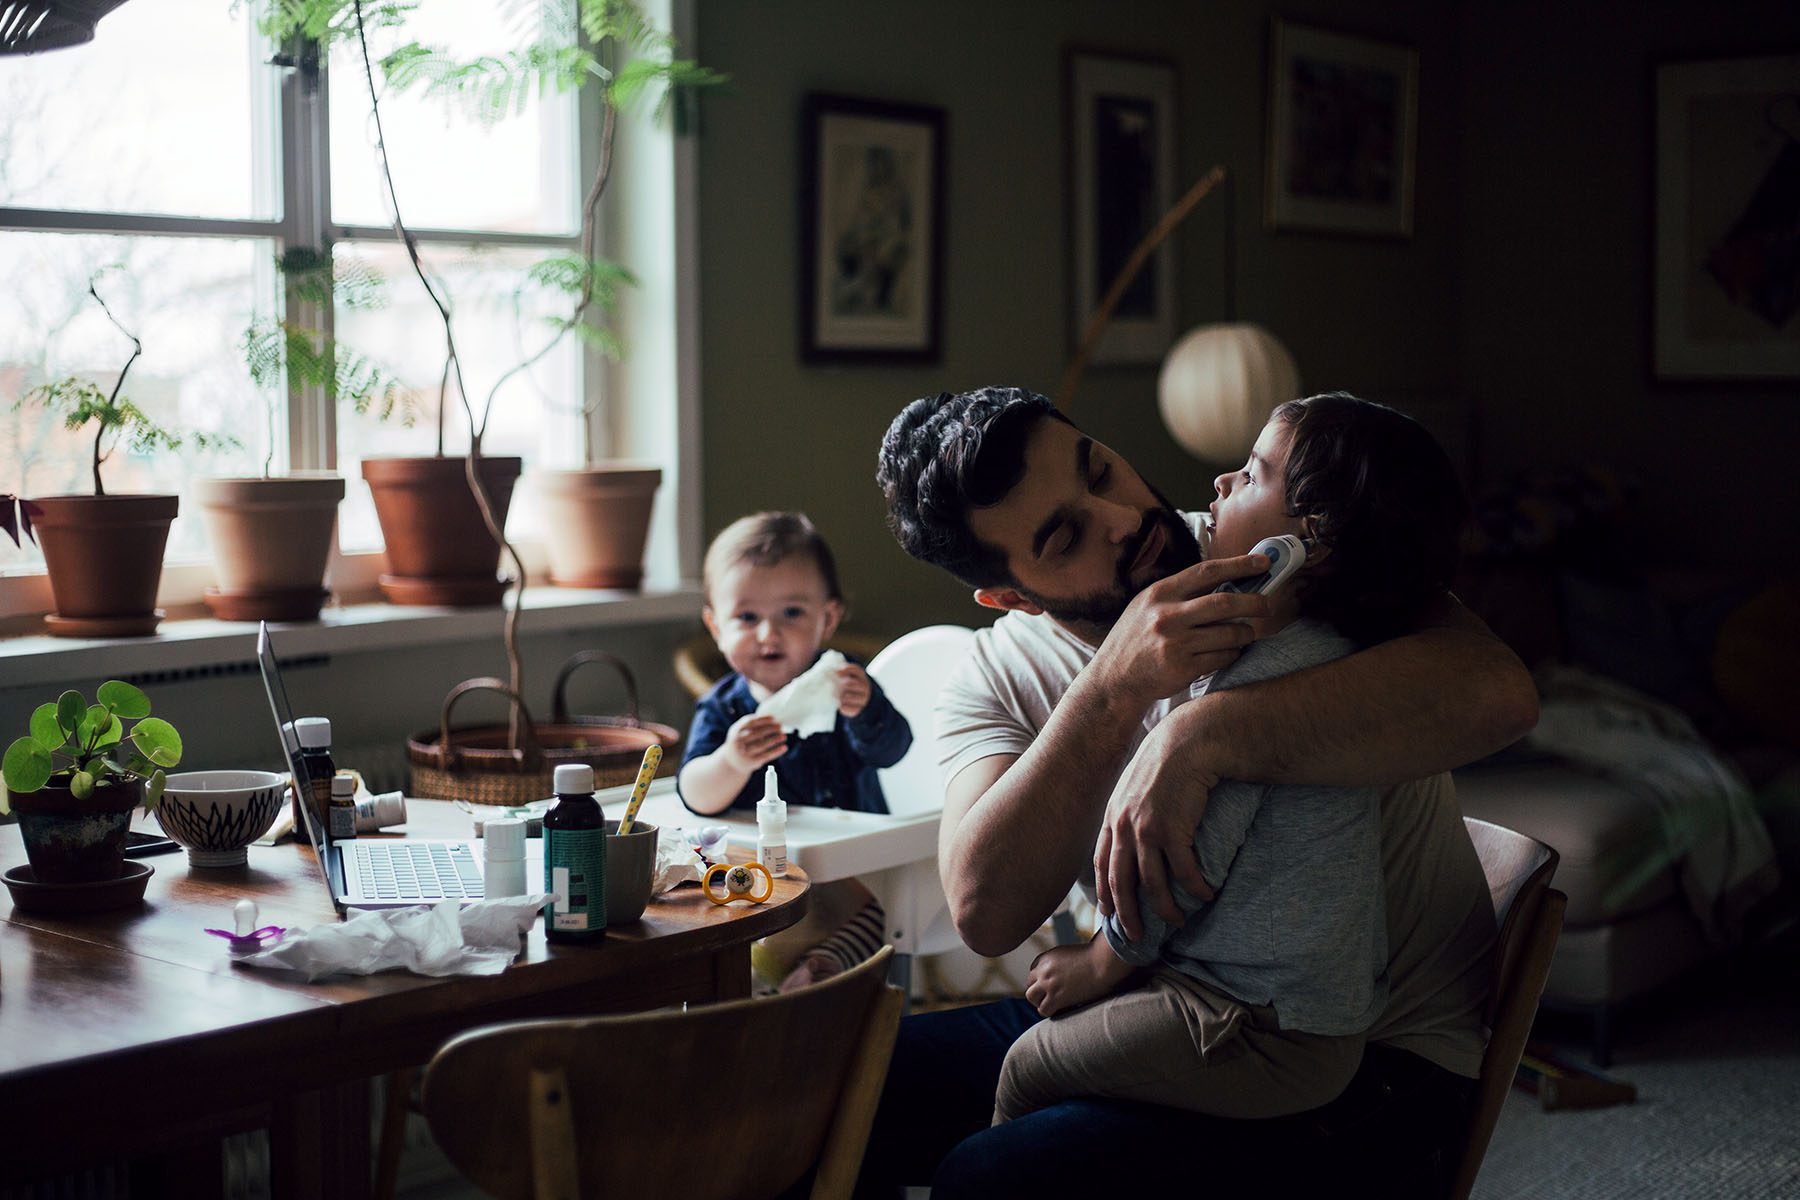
[1,0,693,600]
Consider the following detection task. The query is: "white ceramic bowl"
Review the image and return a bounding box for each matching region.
[156,770,287,868]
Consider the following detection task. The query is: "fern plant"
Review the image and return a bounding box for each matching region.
[240,246,412,476]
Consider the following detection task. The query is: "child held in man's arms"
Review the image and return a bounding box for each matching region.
[995,392,1472,1124]
[679,512,912,993]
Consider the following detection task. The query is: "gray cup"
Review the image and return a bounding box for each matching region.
[604,819,658,923]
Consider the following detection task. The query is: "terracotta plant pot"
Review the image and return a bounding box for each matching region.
[195,474,345,622]
[12,775,144,884]
[29,494,178,638]
[534,464,662,590]
[361,455,523,607]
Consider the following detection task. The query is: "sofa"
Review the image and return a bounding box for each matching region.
[1448,470,1797,1064]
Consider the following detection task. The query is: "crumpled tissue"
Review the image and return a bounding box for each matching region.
[236,894,552,982]
[654,826,706,892]
[756,648,846,736]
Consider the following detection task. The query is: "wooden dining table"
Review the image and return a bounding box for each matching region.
[0,800,808,1197]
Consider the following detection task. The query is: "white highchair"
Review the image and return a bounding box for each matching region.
[865,625,1080,1009]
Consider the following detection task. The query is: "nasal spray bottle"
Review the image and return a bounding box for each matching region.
[757,766,788,878]
[543,763,607,943]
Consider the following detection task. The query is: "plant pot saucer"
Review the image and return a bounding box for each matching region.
[379,573,507,607]
[548,568,644,590]
[204,587,330,622]
[3,860,154,915]
[43,611,164,639]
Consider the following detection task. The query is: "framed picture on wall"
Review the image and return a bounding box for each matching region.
[1654,53,1800,381]
[1264,20,1417,238]
[1067,51,1179,365]
[800,92,945,363]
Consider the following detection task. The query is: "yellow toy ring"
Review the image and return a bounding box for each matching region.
[703,861,775,905]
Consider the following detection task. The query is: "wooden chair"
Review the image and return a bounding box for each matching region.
[420,945,903,1200]
[1450,817,1567,1200]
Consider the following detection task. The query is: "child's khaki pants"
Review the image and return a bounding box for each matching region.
[994,968,1366,1123]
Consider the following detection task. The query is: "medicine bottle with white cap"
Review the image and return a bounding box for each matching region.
[543,763,607,943]
[757,766,788,878]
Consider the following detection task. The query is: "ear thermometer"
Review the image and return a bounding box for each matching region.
[1213,534,1309,600]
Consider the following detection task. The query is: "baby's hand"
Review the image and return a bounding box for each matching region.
[722,713,787,773]
[836,663,872,718]
[1023,936,1133,1018]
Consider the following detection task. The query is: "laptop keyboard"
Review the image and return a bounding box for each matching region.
[352,842,485,901]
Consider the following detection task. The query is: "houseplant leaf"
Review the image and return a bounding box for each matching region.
[56,690,86,736]
[29,703,66,751]
[132,718,182,769]
[3,738,54,793]
[70,770,94,801]
[78,704,112,750]
[92,715,124,749]
[144,769,165,810]
[97,680,151,719]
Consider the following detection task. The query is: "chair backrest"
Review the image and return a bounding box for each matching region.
[1451,817,1566,1200]
[866,625,976,818]
[421,945,903,1200]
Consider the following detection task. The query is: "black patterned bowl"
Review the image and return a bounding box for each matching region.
[156,770,286,868]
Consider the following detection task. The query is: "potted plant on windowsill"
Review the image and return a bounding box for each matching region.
[198,248,417,622]
[7,276,234,638]
[264,0,720,610]
[0,681,183,884]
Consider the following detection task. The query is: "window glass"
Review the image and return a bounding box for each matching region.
[0,233,275,572]
[0,0,276,220]
[333,241,586,554]
[328,6,579,234]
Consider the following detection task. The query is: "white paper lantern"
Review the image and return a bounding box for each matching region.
[1156,323,1300,464]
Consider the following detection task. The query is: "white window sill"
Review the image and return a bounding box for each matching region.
[0,583,704,690]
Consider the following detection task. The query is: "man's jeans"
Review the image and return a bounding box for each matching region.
[854,998,1474,1199]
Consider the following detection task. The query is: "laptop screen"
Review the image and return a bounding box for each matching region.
[256,622,339,887]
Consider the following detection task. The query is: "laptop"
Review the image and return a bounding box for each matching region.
[257,622,485,914]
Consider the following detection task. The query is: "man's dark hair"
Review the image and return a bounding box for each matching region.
[876,387,1070,588]
[1274,392,1469,646]
[703,510,844,602]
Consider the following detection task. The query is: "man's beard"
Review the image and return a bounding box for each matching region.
[1016,498,1201,628]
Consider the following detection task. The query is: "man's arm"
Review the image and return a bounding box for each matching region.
[938,561,1273,956]
[1097,598,1539,937]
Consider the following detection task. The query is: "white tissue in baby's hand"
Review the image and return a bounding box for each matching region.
[757,649,846,736]
[237,894,551,982]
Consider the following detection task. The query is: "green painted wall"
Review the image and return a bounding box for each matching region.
[693,1,1466,637]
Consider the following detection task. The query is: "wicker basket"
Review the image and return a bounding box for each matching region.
[406,652,681,806]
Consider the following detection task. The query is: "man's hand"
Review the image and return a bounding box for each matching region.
[836,663,872,718]
[1095,721,1221,940]
[722,713,787,773]
[1024,935,1135,1018]
[1087,554,1272,709]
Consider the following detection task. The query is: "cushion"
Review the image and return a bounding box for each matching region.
[1454,761,1677,927]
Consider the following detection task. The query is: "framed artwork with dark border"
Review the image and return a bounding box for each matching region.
[1264,20,1417,238]
[1653,53,1800,381]
[800,92,945,363]
[1066,50,1179,365]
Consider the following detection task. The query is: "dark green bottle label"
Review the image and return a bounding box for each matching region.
[545,827,607,932]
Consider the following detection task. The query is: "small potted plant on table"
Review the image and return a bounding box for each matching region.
[1,680,183,884]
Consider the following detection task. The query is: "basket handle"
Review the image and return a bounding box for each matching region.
[551,651,643,726]
[436,677,544,774]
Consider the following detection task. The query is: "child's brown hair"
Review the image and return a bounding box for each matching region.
[702,511,845,603]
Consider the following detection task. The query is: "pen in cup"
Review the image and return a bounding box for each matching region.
[615,744,662,836]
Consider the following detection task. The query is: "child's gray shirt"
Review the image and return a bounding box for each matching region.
[1101,618,1388,1036]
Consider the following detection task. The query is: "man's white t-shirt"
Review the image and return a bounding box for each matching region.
[933,595,1495,1078]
